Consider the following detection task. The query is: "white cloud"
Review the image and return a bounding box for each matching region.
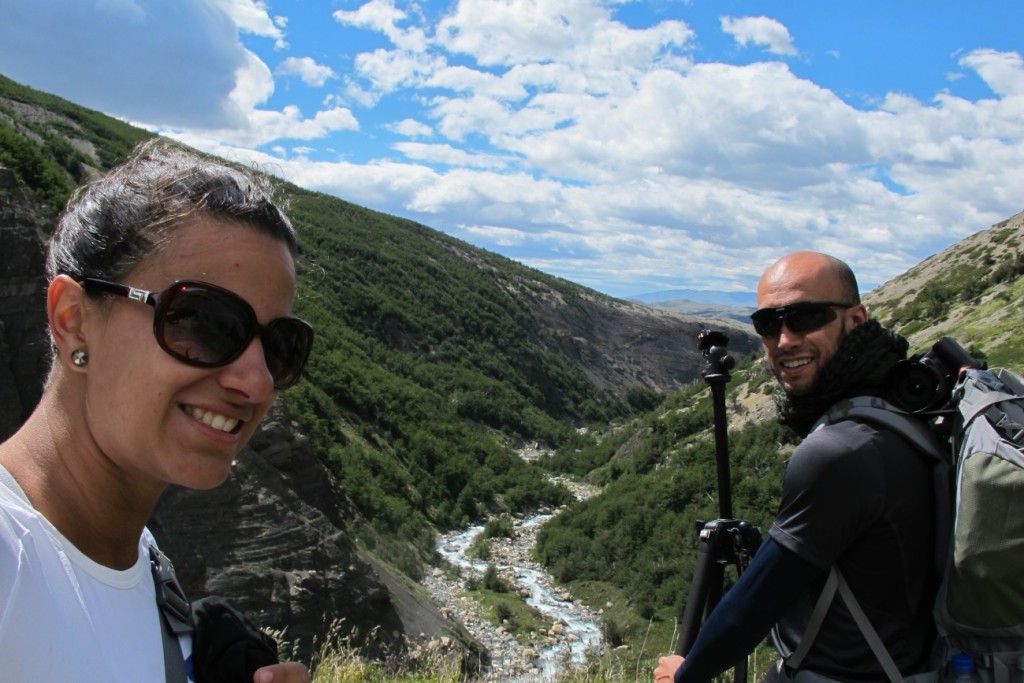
[425,65,530,100]
[0,0,249,128]
[266,4,1021,294]
[459,224,531,247]
[235,106,360,146]
[218,0,288,48]
[959,48,1024,96]
[0,0,369,148]
[228,49,277,112]
[721,15,798,56]
[353,48,448,95]
[3,0,1021,298]
[333,0,428,52]
[388,119,434,137]
[435,0,693,69]
[275,56,337,87]
[393,142,510,169]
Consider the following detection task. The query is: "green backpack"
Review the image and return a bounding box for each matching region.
[792,340,1024,683]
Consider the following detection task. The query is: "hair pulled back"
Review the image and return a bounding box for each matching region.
[46,138,296,283]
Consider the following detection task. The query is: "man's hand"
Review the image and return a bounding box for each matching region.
[254,662,311,683]
[654,654,684,683]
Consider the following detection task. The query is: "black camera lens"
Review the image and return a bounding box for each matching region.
[885,358,950,413]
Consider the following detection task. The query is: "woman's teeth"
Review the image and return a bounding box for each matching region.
[187,406,239,433]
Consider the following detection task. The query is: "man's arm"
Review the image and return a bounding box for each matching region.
[667,536,824,683]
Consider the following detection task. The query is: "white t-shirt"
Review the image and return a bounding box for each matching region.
[0,463,193,681]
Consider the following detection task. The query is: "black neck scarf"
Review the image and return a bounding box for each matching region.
[774,319,909,437]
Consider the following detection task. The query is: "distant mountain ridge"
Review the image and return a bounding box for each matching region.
[629,288,757,308]
[629,289,757,327]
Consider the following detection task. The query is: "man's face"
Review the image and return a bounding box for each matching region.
[755,260,867,396]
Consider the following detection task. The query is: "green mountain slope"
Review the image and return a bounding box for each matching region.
[864,210,1024,368]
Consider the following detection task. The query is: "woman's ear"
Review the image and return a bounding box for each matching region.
[47,275,89,371]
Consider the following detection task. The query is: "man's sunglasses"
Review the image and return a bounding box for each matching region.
[81,278,314,390]
[750,301,854,338]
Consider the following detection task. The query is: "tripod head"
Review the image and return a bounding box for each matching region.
[697,329,735,383]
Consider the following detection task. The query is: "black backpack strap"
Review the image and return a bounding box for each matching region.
[149,544,193,683]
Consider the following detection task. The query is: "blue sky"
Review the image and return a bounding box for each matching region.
[1,0,1021,299]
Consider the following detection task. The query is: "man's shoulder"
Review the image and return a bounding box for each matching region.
[799,417,886,450]
[793,417,915,468]
[806,410,918,443]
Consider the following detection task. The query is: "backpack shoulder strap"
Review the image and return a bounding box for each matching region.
[813,396,947,462]
[149,544,192,683]
[789,568,904,683]
[786,568,838,670]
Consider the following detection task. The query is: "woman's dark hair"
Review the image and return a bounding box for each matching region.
[46,138,297,282]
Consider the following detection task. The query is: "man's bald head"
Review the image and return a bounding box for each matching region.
[756,251,860,308]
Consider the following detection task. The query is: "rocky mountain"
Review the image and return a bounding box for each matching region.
[0,165,51,437]
[511,283,756,394]
[864,209,1024,368]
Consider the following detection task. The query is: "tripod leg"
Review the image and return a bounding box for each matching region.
[675,533,726,656]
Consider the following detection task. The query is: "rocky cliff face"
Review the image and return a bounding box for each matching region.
[149,403,484,664]
[518,284,759,394]
[0,165,51,439]
[440,240,760,397]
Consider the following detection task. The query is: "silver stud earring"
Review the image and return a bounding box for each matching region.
[71,349,88,367]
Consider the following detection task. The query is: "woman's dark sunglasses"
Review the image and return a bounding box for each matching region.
[81,278,314,390]
[750,301,854,338]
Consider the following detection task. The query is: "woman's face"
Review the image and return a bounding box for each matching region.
[79,215,297,492]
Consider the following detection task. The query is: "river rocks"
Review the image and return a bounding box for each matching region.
[423,567,539,680]
[425,477,603,681]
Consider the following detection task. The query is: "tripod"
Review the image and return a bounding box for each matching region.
[673,331,763,683]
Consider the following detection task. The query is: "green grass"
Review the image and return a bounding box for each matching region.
[464,586,553,647]
[303,631,777,683]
